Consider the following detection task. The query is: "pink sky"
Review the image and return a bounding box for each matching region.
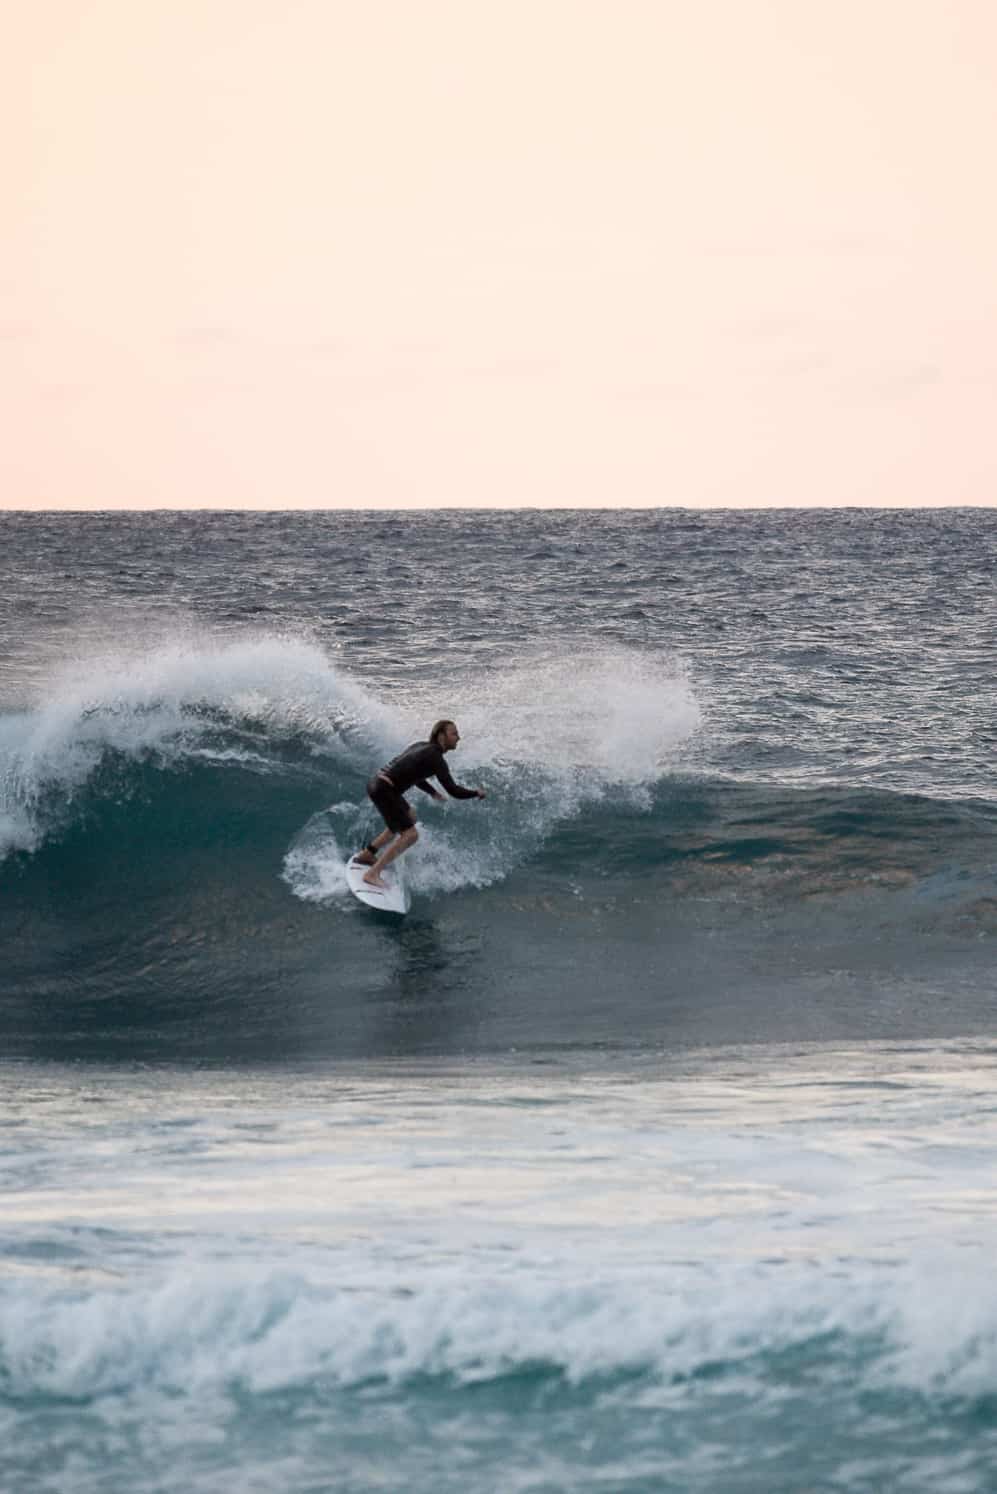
[5,0,997,508]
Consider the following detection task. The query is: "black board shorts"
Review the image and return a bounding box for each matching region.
[367,774,416,834]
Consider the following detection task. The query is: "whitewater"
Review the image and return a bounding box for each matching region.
[2,508,997,1491]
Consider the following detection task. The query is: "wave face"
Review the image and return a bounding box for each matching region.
[3,629,996,1061]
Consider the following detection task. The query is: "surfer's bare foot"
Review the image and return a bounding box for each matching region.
[354,850,376,866]
[363,871,387,888]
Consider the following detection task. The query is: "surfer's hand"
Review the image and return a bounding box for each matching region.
[475,789,487,800]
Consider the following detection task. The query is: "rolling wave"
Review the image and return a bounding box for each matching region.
[3,635,997,1060]
[3,1252,996,1403]
[3,632,994,896]
[3,722,995,907]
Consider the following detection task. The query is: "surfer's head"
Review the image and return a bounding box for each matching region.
[429,720,460,751]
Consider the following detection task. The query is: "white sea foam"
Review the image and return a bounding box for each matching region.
[2,1250,995,1401]
[445,647,701,787]
[282,645,701,901]
[3,1044,997,1494]
[0,634,398,861]
[1,632,700,899]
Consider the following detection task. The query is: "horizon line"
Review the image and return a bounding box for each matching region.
[3,502,995,516]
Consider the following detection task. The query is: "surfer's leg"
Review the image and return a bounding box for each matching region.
[354,828,393,866]
[358,778,410,866]
[364,826,418,886]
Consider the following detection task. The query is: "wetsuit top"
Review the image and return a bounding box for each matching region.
[380,742,479,799]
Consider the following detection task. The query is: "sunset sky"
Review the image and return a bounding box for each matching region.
[5,0,997,508]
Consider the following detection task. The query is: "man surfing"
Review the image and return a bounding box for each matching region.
[353,720,487,888]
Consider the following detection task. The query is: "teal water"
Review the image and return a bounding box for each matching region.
[3,510,997,1061]
[3,509,997,1488]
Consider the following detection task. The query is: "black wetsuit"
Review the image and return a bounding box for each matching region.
[367,742,478,833]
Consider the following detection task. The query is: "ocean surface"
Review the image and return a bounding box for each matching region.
[2,508,997,1491]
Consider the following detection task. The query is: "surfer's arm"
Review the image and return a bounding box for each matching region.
[414,778,439,798]
[434,761,482,800]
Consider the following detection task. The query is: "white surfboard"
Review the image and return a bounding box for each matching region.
[345,855,411,915]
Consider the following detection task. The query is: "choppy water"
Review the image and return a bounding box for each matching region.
[2,509,996,1489]
[5,1047,997,1494]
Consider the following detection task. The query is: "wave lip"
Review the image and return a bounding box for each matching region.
[0,635,399,862]
[1,637,700,874]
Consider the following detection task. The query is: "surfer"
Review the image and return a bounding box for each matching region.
[354,720,487,888]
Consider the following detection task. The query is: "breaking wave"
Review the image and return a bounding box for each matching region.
[3,633,997,1061]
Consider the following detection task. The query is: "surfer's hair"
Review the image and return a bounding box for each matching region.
[429,720,456,745]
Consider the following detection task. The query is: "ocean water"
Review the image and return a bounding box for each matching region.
[2,508,997,1491]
